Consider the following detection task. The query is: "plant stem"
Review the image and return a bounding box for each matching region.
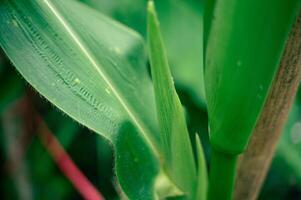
[36,115,105,200]
[208,149,238,200]
[234,12,301,200]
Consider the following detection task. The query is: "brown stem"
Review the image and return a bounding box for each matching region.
[234,13,301,200]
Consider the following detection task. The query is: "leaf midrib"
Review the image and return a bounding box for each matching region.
[43,0,159,155]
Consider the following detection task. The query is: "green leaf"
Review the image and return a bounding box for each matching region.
[195,134,207,200]
[204,0,216,54]
[0,0,162,198]
[205,0,301,154]
[80,0,206,107]
[115,122,159,200]
[154,0,205,107]
[147,1,197,198]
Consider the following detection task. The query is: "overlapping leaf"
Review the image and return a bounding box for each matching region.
[0,0,161,198]
[80,0,206,107]
[148,2,207,199]
[205,0,301,153]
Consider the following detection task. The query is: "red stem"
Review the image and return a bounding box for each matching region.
[35,115,105,200]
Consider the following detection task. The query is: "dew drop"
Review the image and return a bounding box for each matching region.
[74,78,80,84]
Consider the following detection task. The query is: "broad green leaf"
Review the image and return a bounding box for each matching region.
[0,0,162,198]
[205,0,301,154]
[115,122,159,200]
[147,2,197,198]
[78,0,147,35]
[195,134,207,200]
[80,0,206,107]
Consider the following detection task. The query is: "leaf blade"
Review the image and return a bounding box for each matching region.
[147,1,197,198]
[0,0,161,198]
[205,0,301,153]
[81,0,206,107]
[196,134,208,200]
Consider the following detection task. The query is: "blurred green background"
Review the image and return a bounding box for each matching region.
[1,0,301,199]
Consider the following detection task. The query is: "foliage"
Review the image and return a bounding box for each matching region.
[0,0,300,200]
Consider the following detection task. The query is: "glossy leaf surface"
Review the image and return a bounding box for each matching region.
[204,0,216,55]
[205,0,301,154]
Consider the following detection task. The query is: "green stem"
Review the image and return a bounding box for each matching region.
[208,149,238,200]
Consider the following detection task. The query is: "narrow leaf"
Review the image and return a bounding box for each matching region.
[195,134,208,200]
[147,1,197,198]
[81,0,206,107]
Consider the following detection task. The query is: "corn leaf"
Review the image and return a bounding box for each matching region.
[80,0,206,107]
[147,2,198,198]
[205,0,301,154]
[204,0,216,53]
[196,134,207,200]
[0,0,163,198]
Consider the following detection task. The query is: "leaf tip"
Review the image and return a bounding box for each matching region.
[147,0,157,21]
[147,0,155,12]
